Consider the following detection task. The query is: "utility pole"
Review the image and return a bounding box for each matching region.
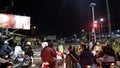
[106,0,112,43]
[90,3,96,43]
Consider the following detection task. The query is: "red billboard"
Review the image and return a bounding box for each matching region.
[0,14,30,30]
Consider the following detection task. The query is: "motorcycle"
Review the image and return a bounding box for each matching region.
[41,62,49,68]
[14,52,32,68]
[102,62,116,68]
[80,65,91,68]
[56,51,65,66]
[0,53,13,68]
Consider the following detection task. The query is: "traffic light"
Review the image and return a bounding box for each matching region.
[93,23,97,28]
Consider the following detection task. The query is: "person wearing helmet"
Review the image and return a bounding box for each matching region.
[66,45,79,68]
[22,41,35,67]
[1,40,13,57]
[41,42,57,68]
[41,41,48,49]
[79,44,94,68]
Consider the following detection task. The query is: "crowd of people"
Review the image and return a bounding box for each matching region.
[0,39,36,68]
[1,37,120,68]
[40,40,120,68]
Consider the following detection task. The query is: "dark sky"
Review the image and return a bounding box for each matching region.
[0,0,120,37]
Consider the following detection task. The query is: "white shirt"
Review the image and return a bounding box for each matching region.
[14,45,24,58]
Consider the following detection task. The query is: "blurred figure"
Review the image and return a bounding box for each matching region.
[41,41,48,49]
[66,45,79,68]
[22,42,35,67]
[76,41,84,55]
[1,41,13,57]
[13,42,24,59]
[56,41,65,59]
[0,56,13,68]
[56,42,64,54]
[0,43,13,68]
[41,42,57,68]
[79,44,94,68]
[91,43,100,56]
[101,44,115,68]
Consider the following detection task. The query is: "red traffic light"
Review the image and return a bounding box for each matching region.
[93,23,97,28]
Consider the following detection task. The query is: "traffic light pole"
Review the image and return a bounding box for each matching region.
[90,3,96,43]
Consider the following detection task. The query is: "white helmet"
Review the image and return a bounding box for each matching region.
[26,42,31,45]
[4,40,9,44]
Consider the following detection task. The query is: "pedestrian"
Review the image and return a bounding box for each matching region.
[66,45,80,68]
[41,42,57,68]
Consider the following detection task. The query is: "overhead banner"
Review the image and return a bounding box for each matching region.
[0,14,30,30]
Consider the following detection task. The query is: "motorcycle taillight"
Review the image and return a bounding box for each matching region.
[111,63,115,66]
[58,52,62,55]
[43,62,49,66]
[85,65,91,68]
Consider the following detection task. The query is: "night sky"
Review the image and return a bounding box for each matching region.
[0,0,120,37]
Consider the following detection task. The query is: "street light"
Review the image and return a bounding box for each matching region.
[90,3,96,43]
[100,18,104,41]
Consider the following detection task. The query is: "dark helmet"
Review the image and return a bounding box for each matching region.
[68,45,75,52]
[83,44,89,49]
[48,42,53,47]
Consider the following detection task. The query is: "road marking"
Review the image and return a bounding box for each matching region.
[34,57,41,59]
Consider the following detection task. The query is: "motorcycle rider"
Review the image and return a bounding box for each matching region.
[13,42,25,60]
[79,44,94,68]
[1,40,13,57]
[0,43,13,68]
[41,42,57,68]
[22,41,35,67]
[56,41,64,54]
[66,45,79,68]
[41,41,48,49]
[56,41,65,59]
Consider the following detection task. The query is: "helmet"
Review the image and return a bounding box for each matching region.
[26,42,31,45]
[4,41,9,44]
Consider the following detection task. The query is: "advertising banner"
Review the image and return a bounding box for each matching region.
[0,13,30,30]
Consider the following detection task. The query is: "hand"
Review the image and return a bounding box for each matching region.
[52,57,57,62]
[6,59,10,62]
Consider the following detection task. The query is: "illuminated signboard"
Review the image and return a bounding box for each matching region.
[0,14,30,30]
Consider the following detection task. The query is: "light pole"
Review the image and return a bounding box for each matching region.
[100,18,104,41]
[90,3,96,43]
[31,26,36,37]
[106,0,112,42]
